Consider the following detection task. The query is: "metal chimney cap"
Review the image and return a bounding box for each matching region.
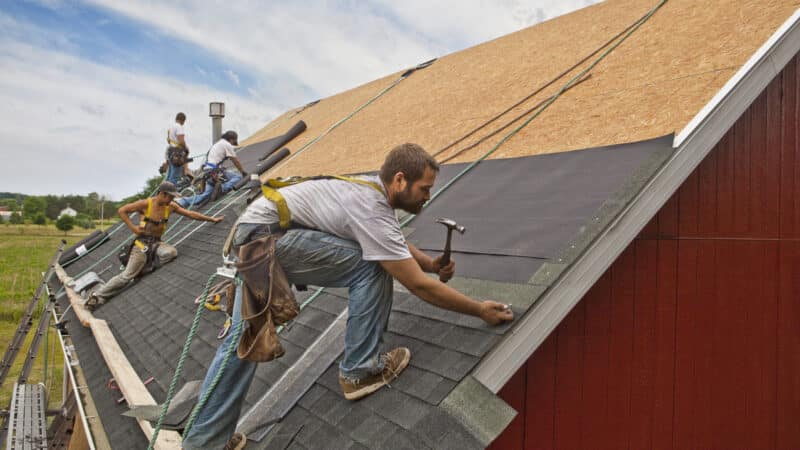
[209,102,225,118]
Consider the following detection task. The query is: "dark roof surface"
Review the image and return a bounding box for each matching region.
[56,133,675,449]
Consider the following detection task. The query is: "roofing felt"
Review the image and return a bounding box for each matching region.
[240,0,795,179]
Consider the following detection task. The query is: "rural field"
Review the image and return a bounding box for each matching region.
[0,224,99,409]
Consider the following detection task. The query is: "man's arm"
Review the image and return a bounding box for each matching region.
[171,202,224,223]
[229,156,246,175]
[118,199,148,235]
[380,258,512,325]
[408,243,454,282]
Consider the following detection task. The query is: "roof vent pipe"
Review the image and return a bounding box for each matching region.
[209,102,225,144]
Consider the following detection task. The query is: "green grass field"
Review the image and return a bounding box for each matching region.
[0,224,95,409]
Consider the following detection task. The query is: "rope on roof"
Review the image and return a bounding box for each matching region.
[264,58,438,176]
[406,0,668,219]
[431,3,665,162]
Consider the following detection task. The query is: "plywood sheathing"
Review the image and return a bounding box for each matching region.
[244,0,797,179]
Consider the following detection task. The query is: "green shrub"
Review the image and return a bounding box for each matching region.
[55,215,74,234]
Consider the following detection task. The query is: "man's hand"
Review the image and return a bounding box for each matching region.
[431,255,455,283]
[211,216,224,223]
[479,301,514,325]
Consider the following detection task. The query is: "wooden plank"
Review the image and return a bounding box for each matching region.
[53,264,94,328]
[67,415,90,450]
[88,320,181,449]
[777,241,800,448]
[579,272,612,447]
[629,240,658,449]
[651,240,677,450]
[672,240,698,449]
[780,55,798,237]
[552,299,584,450]
[524,330,556,449]
[606,245,635,447]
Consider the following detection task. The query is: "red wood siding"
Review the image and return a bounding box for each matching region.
[490,53,800,449]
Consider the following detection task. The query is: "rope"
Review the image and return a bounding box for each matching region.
[411,0,667,223]
[147,273,222,449]
[430,4,660,160]
[266,60,433,177]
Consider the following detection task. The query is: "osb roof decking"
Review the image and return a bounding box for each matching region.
[240,0,798,178]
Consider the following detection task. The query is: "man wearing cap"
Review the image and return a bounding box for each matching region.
[86,182,224,308]
[178,130,247,208]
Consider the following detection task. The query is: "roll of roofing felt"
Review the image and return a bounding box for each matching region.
[59,229,109,266]
[233,148,292,191]
[255,148,290,175]
[257,121,306,161]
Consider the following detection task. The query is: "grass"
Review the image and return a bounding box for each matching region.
[0,224,97,411]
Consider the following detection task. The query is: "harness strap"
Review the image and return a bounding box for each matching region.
[139,198,171,231]
[261,175,384,230]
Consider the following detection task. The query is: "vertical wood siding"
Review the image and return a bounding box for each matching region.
[490,53,800,449]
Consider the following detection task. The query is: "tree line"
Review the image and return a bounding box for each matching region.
[0,174,164,226]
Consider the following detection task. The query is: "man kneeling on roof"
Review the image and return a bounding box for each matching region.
[182,143,513,449]
[85,182,223,310]
[177,130,247,208]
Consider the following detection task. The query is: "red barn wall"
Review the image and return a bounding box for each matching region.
[490,54,800,449]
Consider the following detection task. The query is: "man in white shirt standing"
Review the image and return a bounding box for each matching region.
[164,112,192,185]
[177,130,246,208]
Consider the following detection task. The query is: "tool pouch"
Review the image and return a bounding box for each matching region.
[235,234,298,362]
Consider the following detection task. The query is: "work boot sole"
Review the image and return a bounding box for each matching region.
[342,350,411,401]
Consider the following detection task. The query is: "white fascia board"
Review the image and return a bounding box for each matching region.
[473,8,800,394]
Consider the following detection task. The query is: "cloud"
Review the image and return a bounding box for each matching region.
[224,69,240,86]
[0,13,278,199]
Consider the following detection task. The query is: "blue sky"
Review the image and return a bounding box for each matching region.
[0,0,597,200]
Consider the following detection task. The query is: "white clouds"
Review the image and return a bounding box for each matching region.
[0,14,277,199]
[224,69,240,86]
[0,1,599,199]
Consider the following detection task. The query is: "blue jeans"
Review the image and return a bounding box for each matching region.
[165,163,183,185]
[182,226,394,449]
[177,170,241,208]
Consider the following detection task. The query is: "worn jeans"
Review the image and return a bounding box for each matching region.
[94,242,177,301]
[177,170,241,208]
[182,225,394,449]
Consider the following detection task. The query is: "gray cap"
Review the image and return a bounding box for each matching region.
[157,181,180,197]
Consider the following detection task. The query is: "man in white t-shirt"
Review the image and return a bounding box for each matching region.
[183,143,514,449]
[164,112,192,185]
[177,130,246,208]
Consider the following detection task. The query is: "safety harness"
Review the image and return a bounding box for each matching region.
[260,175,384,229]
[119,198,171,272]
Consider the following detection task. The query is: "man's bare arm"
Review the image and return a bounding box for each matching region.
[171,202,223,223]
[380,258,512,325]
[118,199,148,235]
[408,243,455,282]
[230,156,246,175]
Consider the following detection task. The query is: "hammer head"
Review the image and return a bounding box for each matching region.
[435,217,466,234]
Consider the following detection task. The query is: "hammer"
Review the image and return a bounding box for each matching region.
[435,218,466,282]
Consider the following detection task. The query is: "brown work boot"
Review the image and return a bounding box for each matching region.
[223,432,246,450]
[339,347,411,401]
[84,293,104,312]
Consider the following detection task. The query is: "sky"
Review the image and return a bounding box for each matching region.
[0,0,598,200]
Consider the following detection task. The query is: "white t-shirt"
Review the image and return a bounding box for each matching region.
[206,139,237,166]
[238,175,412,261]
[167,123,185,146]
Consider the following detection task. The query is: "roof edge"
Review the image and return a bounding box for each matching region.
[472,8,800,393]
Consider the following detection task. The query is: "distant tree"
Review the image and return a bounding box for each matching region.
[9,212,23,224]
[33,213,46,225]
[55,215,74,234]
[44,195,60,219]
[1,199,19,211]
[0,215,4,224]
[23,196,46,219]
[75,213,95,229]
